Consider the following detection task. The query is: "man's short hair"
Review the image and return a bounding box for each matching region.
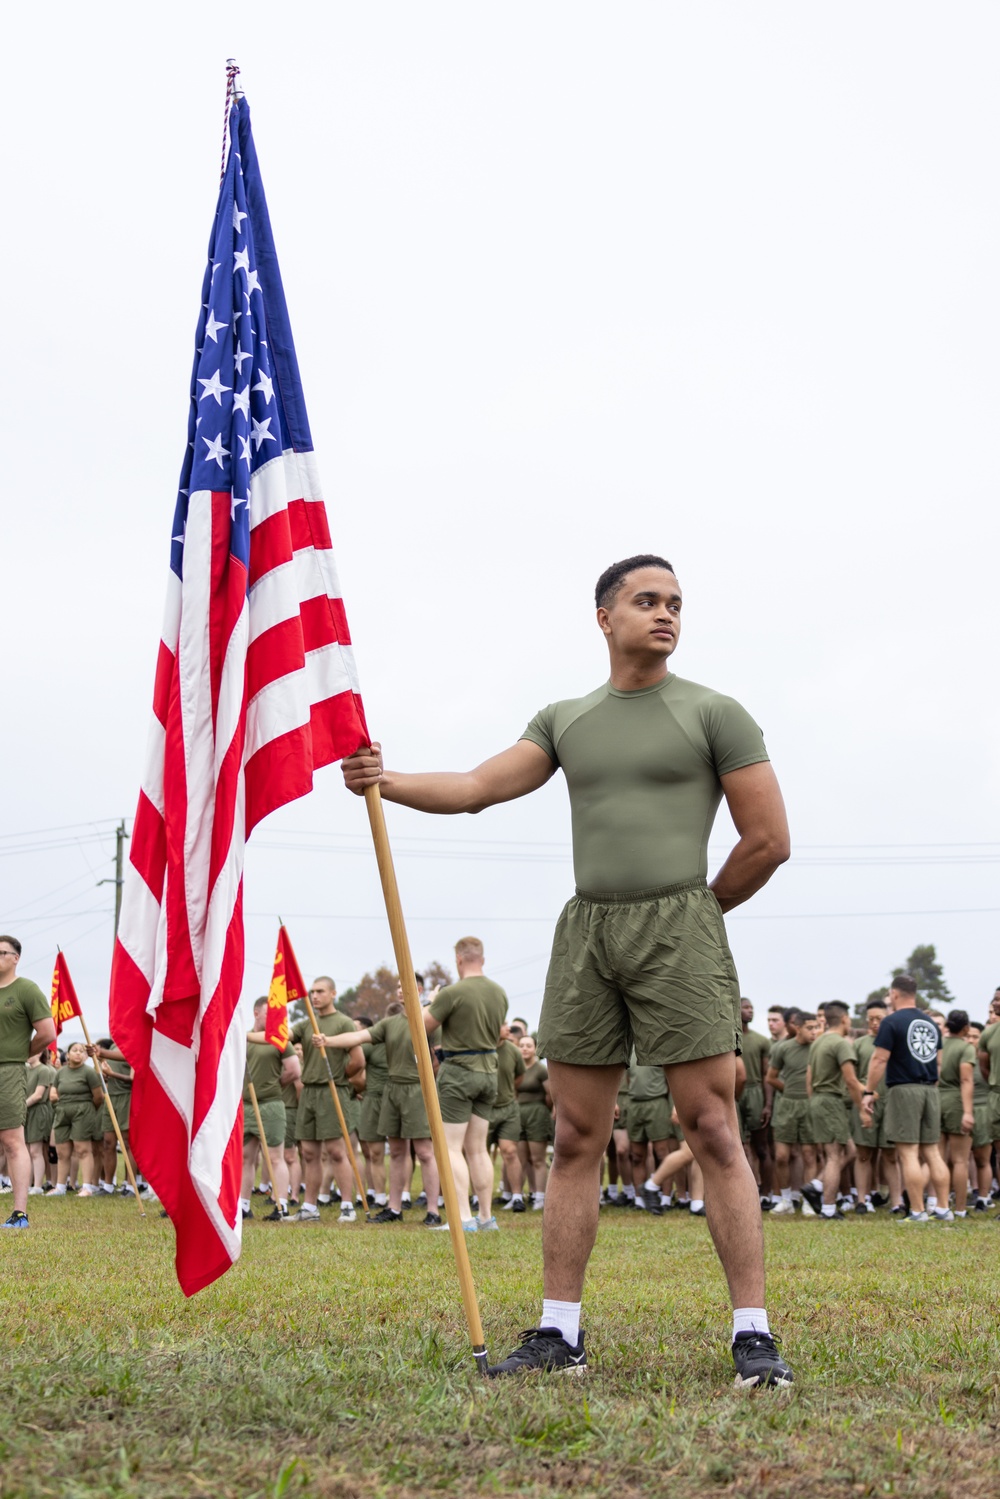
[783,1007,803,1025]
[946,1009,969,1035]
[891,974,917,996]
[595,555,676,610]
[796,1012,817,1025]
[386,1001,404,1017]
[313,975,336,990]
[454,936,484,961]
[253,995,268,1013]
[825,1002,849,1022]
[356,1015,374,1028]
[865,998,887,1012]
[0,935,21,957]
[767,1005,783,1015]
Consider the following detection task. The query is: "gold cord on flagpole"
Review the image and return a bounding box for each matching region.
[301,994,369,1209]
[363,784,489,1375]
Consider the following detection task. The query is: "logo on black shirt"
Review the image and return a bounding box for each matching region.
[907,1017,939,1064]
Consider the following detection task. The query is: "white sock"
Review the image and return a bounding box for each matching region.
[623,1185,635,1200]
[303,1201,317,1212]
[780,1188,793,1202]
[317,1193,331,1205]
[240,1198,250,1212]
[926,1195,937,1210]
[644,1176,658,1193]
[732,1307,770,1340]
[689,1198,705,1212]
[607,1185,618,1200]
[541,1299,581,1346]
[821,1203,836,1217]
[374,1193,387,1206]
[511,1193,523,1202]
[534,1192,545,1205]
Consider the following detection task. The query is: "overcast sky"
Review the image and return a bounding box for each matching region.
[3,4,998,1043]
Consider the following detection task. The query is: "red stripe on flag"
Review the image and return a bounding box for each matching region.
[152,640,175,727]
[244,690,368,835]
[130,791,167,902]
[287,497,332,553]
[248,508,293,589]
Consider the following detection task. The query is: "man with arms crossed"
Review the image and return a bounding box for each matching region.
[0,936,57,1228]
[343,555,792,1386]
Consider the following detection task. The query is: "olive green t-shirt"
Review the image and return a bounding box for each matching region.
[854,1034,886,1097]
[940,1036,976,1092]
[244,1039,294,1105]
[629,1063,668,1101]
[978,1023,1000,1089]
[521,674,769,895]
[740,1029,771,1088]
[103,1045,132,1096]
[429,977,508,1072]
[0,978,52,1064]
[291,1012,357,1087]
[56,1063,99,1100]
[771,1038,810,1099]
[362,1038,389,1091]
[809,1032,856,1097]
[26,1061,57,1103]
[368,1013,421,1085]
[518,1059,549,1105]
[494,1039,526,1108]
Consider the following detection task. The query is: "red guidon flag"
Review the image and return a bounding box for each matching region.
[51,951,82,1041]
[265,926,306,1052]
[109,92,368,1296]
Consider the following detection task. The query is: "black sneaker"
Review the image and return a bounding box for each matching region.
[422,1212,442,1227]
[241,1207,254,1221]
[871,1190,889,1208]
[889,1204,908,1217]
[487,1327,587,1377]
[689,1205,707,1217]
[973,1198,990,1213]
[262,1205,287,1222]
[817,1208,846,1221]
[759,1197,774,1212]
[367,1207,403,1225]
[366,1190,375,1207]
[415,1192,428,1209]
[642,1185,664,1216]
[1,1210,29,1230]
[801,1184,823,1214]
[511,1198,527,1214]
[732,1332,793,1389]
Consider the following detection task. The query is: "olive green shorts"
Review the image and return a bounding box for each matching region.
[738,1082,766,1137]
[284,1106,298,1151]
[537,880,742,1068]
[100,1089,131,1135]
[939,1089,970,1137]
[244,1097,286,1148]
[810,1094,851,1146]
[519,1099,554,1144]
[613,1094,630,1134]
[436,1062,497,1125]
[772,1096,814,1146]
[0,1063,28,1131]
[25,1103,53,1144]
[851,1095,884,1149]
[884,1084,940,1145]
[973,1101,992,1149]
[988,1090,1000,1141]
[487,1100,522,1147]
[626,1095,672,1144]
[359,1086,387,1143]
[295,1082,353,1142]
[379,1081,430,1140]
[53,1099,100,1143]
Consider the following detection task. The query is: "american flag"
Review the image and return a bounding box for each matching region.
[109,93,368,1296]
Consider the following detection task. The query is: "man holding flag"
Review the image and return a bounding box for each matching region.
[0,936,56,1228]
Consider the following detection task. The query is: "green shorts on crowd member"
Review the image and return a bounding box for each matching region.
[53,1099,100,1143]
[487,1100,521,1148]
[378,1081,430,1140]
[809,1094,851,1147]
[519,1099,554,1144]
[295,1082,353,1142]
[738,1082,766,1136]
[626,1095,672,1145]
[359,1086,387,1144]
[437,1061,496,1124]
[537,880,741,1068]
[0,1062,29,1131]
[99,1090,131,1134]
[939,1090,969,1137]
[284,1106,298,1151]
[244,1097,286,1148]
[614,1092,629,1133]
[884,1084,941,1146]
[772,1095,814,1146]
[851,1097,883,1150]
[988,1091,1000,1139]
[24,1102,54,1144]
[972,1102,991,1150]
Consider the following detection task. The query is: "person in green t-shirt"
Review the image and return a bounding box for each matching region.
[489,1026,527,1212]
[966,1023,994,1208]
[0,936,58,1225]
[766,1015,820,1213]
[24,1054,57,1191]
[516,1033,553,1210]
[341,557,793,1389]
[977,1010,1000,1157]
[414,936,508,1231]
[939,1010,976,1215]
[53,1042,103,1195]
[241,997,301,1221]
[738,1000,774,1205]
[806,1003,862,1218]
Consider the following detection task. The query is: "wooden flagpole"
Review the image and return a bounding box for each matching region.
[78,1016,145,1217]
[245,1075,278,1207]
[300,994,368,1209]
[363,784,489,1376]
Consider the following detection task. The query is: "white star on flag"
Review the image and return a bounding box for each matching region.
[245,268,261,298]
[233,386,251,418]
[234,343,252,373]
[251,416,276,451]
[252,370,274,404]
[202,432,230,467]
[234,246,250,274]
[198,370,232,405]
[233,204,247,232]
[204,310,229,344]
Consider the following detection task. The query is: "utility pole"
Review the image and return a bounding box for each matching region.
[98,819,128,946]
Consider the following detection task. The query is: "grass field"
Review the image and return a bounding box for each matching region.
[2,1195,999,1499]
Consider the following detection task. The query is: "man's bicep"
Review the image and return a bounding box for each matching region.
[467,741,555,811]
[719,762,790,855]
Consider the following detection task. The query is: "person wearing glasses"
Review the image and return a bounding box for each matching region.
[0,936,57,1228]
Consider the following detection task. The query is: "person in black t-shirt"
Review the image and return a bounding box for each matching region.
[862,975,951,1223]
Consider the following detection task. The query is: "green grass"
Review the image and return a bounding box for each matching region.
[2,1197,999,1498]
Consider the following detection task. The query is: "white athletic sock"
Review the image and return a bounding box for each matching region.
[541,1299,581,1346]
[607,1185,618,1200]
[240,1198,250,1212]
[781,1188,792,1202]
[303,1201,318,1212]
[926,1195,938,1210]
[689,1198,705,1213]
[511,1193,523,1202]
[533,1192,545,1205]
[374,1193,387,1206]
[622,1185,635,1200]
[810,1178,823,1193]
[732,1307,770,1340]
[821,1203,837,1217]
[317,1193,331,1205]
[53,1184,67,1195]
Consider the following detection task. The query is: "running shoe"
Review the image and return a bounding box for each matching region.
[818,1208,846,1221]
[689,1205,706,1217]
[241,1206,254,1220]
[367,1207,403,1224]
[1,1211,29,1230]
[262,1206,287,1222]
[801,1184,823,1214]
[931,1209,955,1223]
[973,1198,990,1213]
[429,1219,478,1232]
[897,1211,930,1224]
[415,1192,428,1209]
[511,1198,526,1214]
[478,1216,500,1231]
[769,1199,796,1216]
[487,1327,587,1377]
[421,1212,442,1227]
[290,1205,321,1223]
[642,1185,664,1216]
[854,1200,876,1214]
[338,1204,357,1224]
[731,1332,794,1389]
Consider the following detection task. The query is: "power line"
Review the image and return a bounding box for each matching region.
[248,905,1000,924]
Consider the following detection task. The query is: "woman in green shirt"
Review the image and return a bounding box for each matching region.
[939,1011,976,1215]
[52,1043,102,1195]
[516,1034,552,1209]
